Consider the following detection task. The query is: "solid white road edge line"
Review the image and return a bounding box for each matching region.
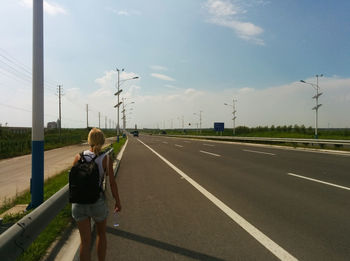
[117,139,129,161]
[199,150,221,157]
[243,149,276,156]
[287,173,350,191]
[138,139,298,261]
[175,144,184,148]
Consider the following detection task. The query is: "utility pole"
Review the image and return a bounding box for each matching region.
[57,85,63,139]
[86,104,89,128]
[29,0,44,209]
[200,111,202,134]
[98,112,101,128]
[182,115,184,132]
[224,98,237,135]
[105,116,107,129]
[109,119,111,129]
[115,68,124,143]
[232,98,237,135]
[194,111,202,134]
[300,74,323,139]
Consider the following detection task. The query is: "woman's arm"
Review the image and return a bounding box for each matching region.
[72,154,80,166]
[105,155,122,212]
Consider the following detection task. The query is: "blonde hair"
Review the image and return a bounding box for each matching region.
[88,128,105,154]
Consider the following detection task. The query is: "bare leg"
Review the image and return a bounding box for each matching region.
[95,218,107,261]
[77,218,92,261]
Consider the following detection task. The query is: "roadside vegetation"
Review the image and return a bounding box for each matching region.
[0,136,127,261]
[143,125,350,140]
[0,127,117,159]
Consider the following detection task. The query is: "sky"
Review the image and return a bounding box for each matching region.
[0,0,350,129]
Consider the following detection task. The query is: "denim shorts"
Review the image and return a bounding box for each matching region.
[72,195,108,222]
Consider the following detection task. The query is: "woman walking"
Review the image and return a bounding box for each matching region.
[71,128,122,261]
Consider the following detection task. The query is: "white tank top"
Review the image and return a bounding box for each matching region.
[82,150,106,186]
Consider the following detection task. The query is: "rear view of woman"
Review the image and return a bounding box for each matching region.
[71,128,121,261]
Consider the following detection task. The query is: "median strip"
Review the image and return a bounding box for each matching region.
[199,150,221,157]
[138,139,298,261]
[287,173,350,191]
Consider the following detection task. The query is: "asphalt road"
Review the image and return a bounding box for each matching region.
[0,138,115,205]
[96,134,350,261]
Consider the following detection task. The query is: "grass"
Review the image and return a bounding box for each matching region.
[142,128,350,140]
[112,136,127,155]
[0,137,128,261]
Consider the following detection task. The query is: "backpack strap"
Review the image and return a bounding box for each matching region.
[80,151,97,162]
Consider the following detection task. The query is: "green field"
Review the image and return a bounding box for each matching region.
[142,125,350,140]
[0,127,118,159]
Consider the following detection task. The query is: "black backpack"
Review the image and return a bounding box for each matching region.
[69,152,101,204]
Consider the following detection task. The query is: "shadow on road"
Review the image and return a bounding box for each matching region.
[106,227,225,261]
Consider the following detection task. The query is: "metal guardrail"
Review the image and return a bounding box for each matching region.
[0,148,114,261]
[167,135,350,149]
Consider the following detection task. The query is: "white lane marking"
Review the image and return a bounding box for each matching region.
[199,150,221,157]
[243,149,276,156]
[162,141,168,144]
[183,141,191,143]
[116,139,128,161]
[138,139,297,261]
[175,144,183,148]
[203,143,215,147]
[287,173,350,191]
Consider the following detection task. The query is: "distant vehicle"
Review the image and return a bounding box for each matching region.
[133,130,139,137]
[160,130,167,134]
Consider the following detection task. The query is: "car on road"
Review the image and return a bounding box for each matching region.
[133,130,139,137]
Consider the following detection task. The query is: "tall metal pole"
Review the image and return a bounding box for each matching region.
[314,74,323,139]
[300,74,323,139]
[86,104,89,128]
[29,0,44,209]
[232,98,237,135]
[200,111,202,134]
[116,68,124,142]
[98,112,101,128]
[58,85,62,139]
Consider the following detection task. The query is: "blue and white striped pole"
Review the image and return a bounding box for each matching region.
[28,0,44,209]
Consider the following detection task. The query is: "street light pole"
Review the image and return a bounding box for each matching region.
[224,97,237,135]
[116,68,124,142]
[300,74,323,139]
[114,71,139,142]
[193,111,202,134]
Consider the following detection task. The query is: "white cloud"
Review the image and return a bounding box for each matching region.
[109,8,141,16]
[20,0,67,16]
[204,0,264,45]
[151,73,175,81]
[120,77,350,129]
[150,65,168,71]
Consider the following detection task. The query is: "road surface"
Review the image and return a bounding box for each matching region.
[96,134,350,261]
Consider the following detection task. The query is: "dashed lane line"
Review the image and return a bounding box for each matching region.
[138,139,298,261]
[287,173,350,191]
[243,149,276,156]
[175,144,184,148]
[203,144,215,147]
[199,150,221,157]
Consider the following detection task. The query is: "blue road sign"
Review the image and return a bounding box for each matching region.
[214,122,224,132]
